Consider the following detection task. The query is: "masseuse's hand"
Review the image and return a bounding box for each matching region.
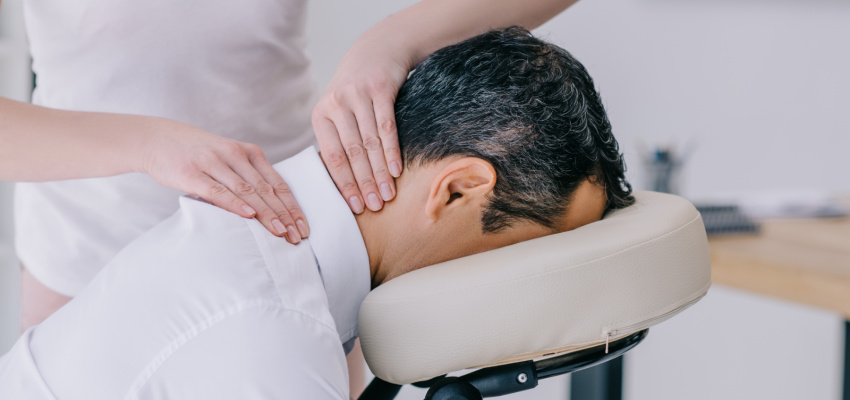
[142,122,308,244]
[312,38,411,214]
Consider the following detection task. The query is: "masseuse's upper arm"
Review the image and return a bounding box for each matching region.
[131,305,349,400]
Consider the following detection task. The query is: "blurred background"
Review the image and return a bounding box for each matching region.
[1,0,849,399]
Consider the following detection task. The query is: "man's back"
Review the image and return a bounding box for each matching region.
[0,149,364,399]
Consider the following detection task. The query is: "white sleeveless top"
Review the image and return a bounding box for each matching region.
[15,0,318,296]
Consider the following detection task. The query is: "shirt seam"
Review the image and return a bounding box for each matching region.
[245,218,293,308]
[245,216,344,336]
[275,149,369,343]
[123,299,337,400]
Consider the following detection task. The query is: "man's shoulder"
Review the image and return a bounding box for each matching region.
[96,195,276,313]
[124,195,259,258]
[176,194,253,230]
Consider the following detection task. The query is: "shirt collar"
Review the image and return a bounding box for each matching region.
[272,147,371,345]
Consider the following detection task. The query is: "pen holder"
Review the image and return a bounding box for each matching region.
[640,146,688,195]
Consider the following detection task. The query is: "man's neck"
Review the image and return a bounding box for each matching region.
[354,211,386,289]
[319,151,386,288]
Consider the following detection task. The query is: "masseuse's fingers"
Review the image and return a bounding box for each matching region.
[219,144,307,244]
[142,124,309,240]
[353,101,396,203]
[244,145,309,239]
[332,110,384,212]
[313,117,365,213]
[189,171,258,220]
[202,159,297,244]
[312,32,412,214]
[372,95,403,179]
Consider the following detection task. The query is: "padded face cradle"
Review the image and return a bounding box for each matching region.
[358,191,712,385]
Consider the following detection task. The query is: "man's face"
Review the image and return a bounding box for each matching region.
[366,157,608,286]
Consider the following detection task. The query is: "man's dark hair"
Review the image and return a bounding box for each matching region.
[395,27,633,233]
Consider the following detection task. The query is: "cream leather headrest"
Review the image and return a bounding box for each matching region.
[358,191,711,384]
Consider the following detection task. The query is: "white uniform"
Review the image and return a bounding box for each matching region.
[15,0,317,296]
[0,148,371,399]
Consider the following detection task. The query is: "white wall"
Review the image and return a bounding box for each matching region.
[1,0,848,399]
[538,0,850,199]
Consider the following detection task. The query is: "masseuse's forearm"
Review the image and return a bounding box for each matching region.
[0,96,312,241]
[371,0,577,69]
[0,96,158,181]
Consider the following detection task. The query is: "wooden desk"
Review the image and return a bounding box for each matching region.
[709,216,850,399]
[710,216,850,317]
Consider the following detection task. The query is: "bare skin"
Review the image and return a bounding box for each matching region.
[20,266,71,332]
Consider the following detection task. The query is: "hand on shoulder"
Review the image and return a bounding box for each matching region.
[141,121,309,243]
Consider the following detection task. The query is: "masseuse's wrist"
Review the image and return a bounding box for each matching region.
[135,116,186,176]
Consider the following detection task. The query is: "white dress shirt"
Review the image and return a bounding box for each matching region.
[15,0,317,296]
[0,147,371,400]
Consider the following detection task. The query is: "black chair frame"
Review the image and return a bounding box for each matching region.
[358,329,649,400]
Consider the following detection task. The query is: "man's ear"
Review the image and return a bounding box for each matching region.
[424,157,497,221]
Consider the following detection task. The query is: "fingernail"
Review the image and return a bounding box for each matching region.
[272,219,286,236]
[296,219,310,238]
[390,162,402,178]
[287,225,301,244]
[242,205,256,216]
[366,193,382,211]
[349,196,365,214]
[379,183,393,201]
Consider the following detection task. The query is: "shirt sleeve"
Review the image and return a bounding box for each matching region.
[131,304,349,400]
